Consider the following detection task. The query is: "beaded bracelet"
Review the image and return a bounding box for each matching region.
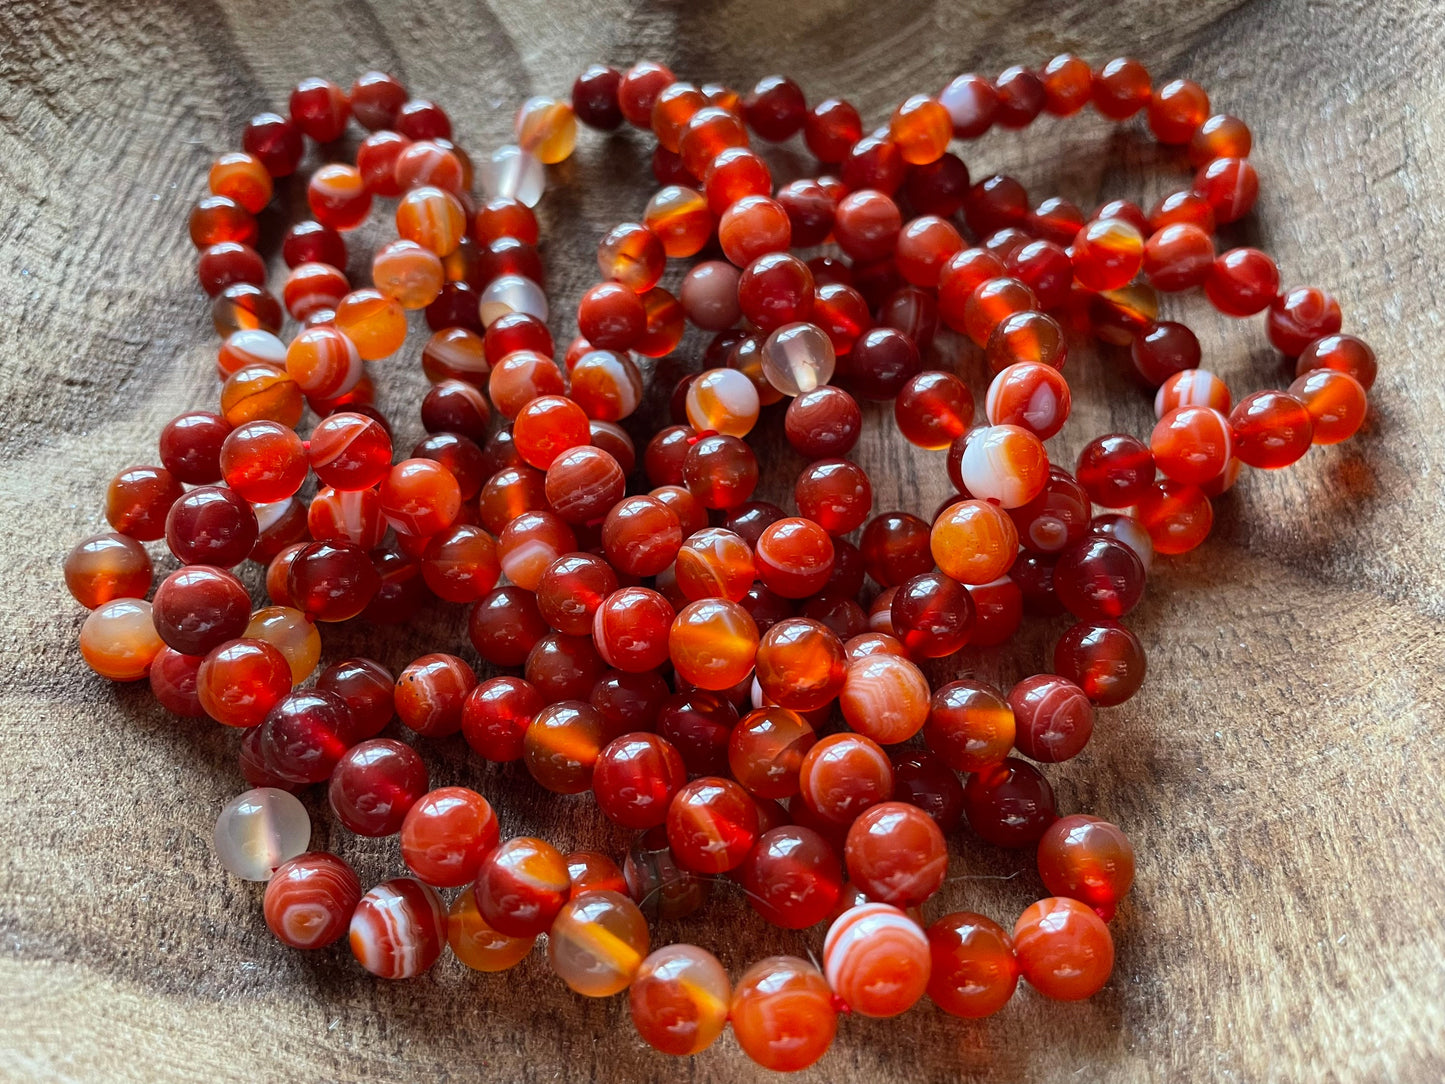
[63,52,1373,1073]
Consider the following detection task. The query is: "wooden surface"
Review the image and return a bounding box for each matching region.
[3,0,1444,1080]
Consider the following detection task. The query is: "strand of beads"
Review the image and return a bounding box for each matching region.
[64,50,1374,1075]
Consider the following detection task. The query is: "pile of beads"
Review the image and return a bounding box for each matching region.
[67,53,1372,1072]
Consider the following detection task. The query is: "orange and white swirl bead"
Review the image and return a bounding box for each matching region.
[349,876,448,979]
[822,901,932,1017]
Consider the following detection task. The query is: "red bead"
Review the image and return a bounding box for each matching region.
[1013,897,1114,999]
[805,98,863,162]
[572,64,624,130]
[264,852,361,950]
[844,801,947,907]
[743,74,806,142]
[666,776,759,873]
[1092,57,1151,120]
[1038,815,1136,920]
[994,66,1045,128]
[1295,333,1377,390]
[197,638,292,728]
[1206,247,1280,316]
[1040,54,1093,116]
[962,758,1057,847]
[1268,287,1343,356]
[242,112,304,177]
[926,912,1019,1017]
[1192,156,1259,223]
[476,837,570,937]
[1135,479,1214,554]
[594,733,688,829]
[1008,675,1094,762]
[1229,390,1315,468]
[737,252,814,332]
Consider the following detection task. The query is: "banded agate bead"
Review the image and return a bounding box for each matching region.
[824,902,931,1017]
[350,877,448,979]
[263,852,361,949]
[630,944,732,1055]
[729,956,837,1072]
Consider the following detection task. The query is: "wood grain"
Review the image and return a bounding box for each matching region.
[3,0,1444,1080]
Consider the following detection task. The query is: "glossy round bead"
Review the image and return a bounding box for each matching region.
[1192,155,1259,224]
[592,732,687,830]
[926,912,1020,1018]
[79,597,163,681]
[728,706,816,800]
[448,886,536,972]
[196,637,292,727]
[150,565,251,657]
[630,944,731,1056]
[1134,479,1213,554]
[680,261,742,331]
[315,657,393,738]
[684,367,760,438]
[824,902,931,1017]
[668,598,759,691]
[393,654,475,741]
[467,586,549,668]
[717,195,792,268]
[1150,406,1233,484]
[794,459,872,536]
[327,739,428,836]
[737,252,814,332]
[349,877,447,979]
[890,571,975,658]
[1206,247,1280,316]
[671,528,752,603]
[1008,675,1095,763]
[476,836,571,938]
[1230,390,1315,468]
[398,787,499,888]
[889,95,951,164]
[642,185,713,258]
[652,692,734,777]
[963,758,1057,847]
[257,687,357,785]
[1266,286,1343,357]
[597,494,680,577]
[65,533,152,609]
[665,776,759,874]
[963,276,1037,348]
[241,110,304,175]
[1289,369,1368,444]
[595,222,665,295]
[931,499,1019,585]
[307,411,391,491]
[1054,619,1147,708]
[262,852,360,950]
[571,63,624,129]
[213,282,282,337]
[213,787,310,881]
[1072,217,1144,291]
[1038,814,1136,922]
[220,364,303,428]
[730,957,837,1073]
[395,185,466,257]
[758,322,834,399]
[105,465,184,542]
[456,676,539,763]
[894,372,974,450]
[512,95,575,164]
[330,289,405,361]
[753,517,834,599]
[804,96,863,162]
[754,617,846,711]
[736,823,843,931]
[798,732,894,825]
[379,458,461,537]
[1296,333,1377,390]
[531,554,615,638]
[839,654,930,745]
[1140,222,1214,293]
[592,587,674,673]
[1146,78,1209,143]
[985,362,1072,440]
[704,146,772,216]
[680,106,749,179]
[1013,897,1114,999]
[785,386,862,459]
[217,420,306,504]
[844,801,947,907]
[189,194,257,248]
[198,241,265,297]
[545,889,650,998]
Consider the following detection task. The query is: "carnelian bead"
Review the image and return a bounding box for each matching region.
[680,106,749,179]
[399,787,499,888]
[924,679,1014,773]
[889,570,974,658]
[570,350,643,421]
[1054,617,1147,707]
[1140,220,1215,292]
[532,553,616,638]
[888,95,951,165]
[476,466,544,534]
[166,485,258,567]
[844,801,946,906]
[963,276,1037,348]
[684,368,760,439]
[1268,287,1344,356]
[212,282,282,337]
[642,185,713,258]
[507,395,587,471]
[958,425,1050,508]
[497,510,576,591]
[1038,815,1136,921]
[196,637,291,726]
[488,350,565,419]
[742,74,806,141]
[683,433,759,509]
[730,956,836,1072]
[839,653,930,745]
[1151,406,1233,484]
[460,674,541,761]
[1206,247,1280,316]
[1147,79,1209,143]
[476,837,570,938]
[396,185,467,257]
[729,706,815,799]
[674,528,754,603]
[593,733,687,829]
[197,242,265,297]
[105,465,184,542]
[1189,113,1253,166]
[447,885,534,972]
[208,151,272,215]
[805,97,862,162]
[333,289,406,361]
[963,757,1056,847]
[938,248,1005,333]
[305,164,370,232]
[576,281,644,351]
[1014,897,1114,999]
[1296,333,1377,390]
[894,371,974,449]
[593,587,674,673]
[78,598,163,681]
[669,598,759,691]
[925,911,1020,1019]
[1192,156,1259,223]
[421,524,501,603]
[935,72,993,138]
[1039,54,1092,115]
[595,222,665,294]
[377,458,459,538]
[649,81,706,154]
[754,617,846,712]
[1289,369,1367,444]
[242,111,303,177]
[985,311,1067,376]
[994,65,1045,127]
[65,533,153,610]
[636,286,686,358]
[665,776,759,873]
[1131,320,1202,387]
[929,499,1018,584]
[1092,57,1151,119]
[1148,190,1215,234]
[650,484,705,538]
[1230,390,1314,468]
[985,362,1072,441]
[1155,368,1232,417]
[680,261,742,330]
[892,215,962,288]
[601,494,682,576]
[858,512,930,588]
[717,195,791,268]
[738,252,814,332]
[703,146,771,217]
[630,945,731,1056]
[785,385,862,460]
[523,700,605,794]
[372,239,444,310]
[1072,217,1144,292]
[390,139,463,195]
[755,517,834,599]
[794,459,871,536]
[189,195,257,249]
[218,420,306,504]
[833,189,902,263]
[1005,239,1072,309]
[1134,479,1213,554]
[348,71,405,131]
[799,733,894,825]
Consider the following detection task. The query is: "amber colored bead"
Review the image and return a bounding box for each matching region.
[1206,248,1280,317]
[669,527,750,603]
[1054,619,1147,706]
[668,598,759,691]
[1230,390,1315,468]
[1037,815,1136,922]
[929,498,1018,584]
[592,587,674,673]
[1189,113,1253,166]
[1295,333,1377,390]
[1014,897,1114,999]
[494,511,575,592]
[1192,156,1259,224]
[1037,53,1091,115]
[1091,57,1151,119]
[212,282,282,337]
[1145,78,1208,143]
[304,163,370,232]
[522,700,605,794]
[960,276,1035,348]
[683,433,759,509]
[206,153,271,218]
[665,775,760,873]
[1071,218,1143,293]
[702,146,770,218]
[630,944,731,1056]
[448,885,535,972]
[728,706,816,799]
[751,617,844,712]
[647,81,705,155]
[282,262,348,322]
[396,185,467,257]
[511,95,575,164]
[78,598,163,681]
[923,911,1020,1019]
[885,95,949,165]
[104,465,182,542]
[730,956,835,1072]
[487,350,566,419]
[189,194,256,249]
[937,248,1004,334]
[641,185,712,258]
[1289,369,1367,444]
[983,362,1070,441]
[794,459,871,536]
[569,350,643,421]
[839,653,930,745]
[637,288,685,359]
[65,533,153,610]
[475,836,570,939]
[753,517,834,599]
[379,458,461,538]
[797,732,893,825]
[196,637,291,726]
[547,889,650,997]
[1150,405,1233,485]
[218,420,306,504]
[785,386,863,460]
[922,679,1013,773]
[679,106,748,180]
[715,195,789,268]
[598,494,680,577]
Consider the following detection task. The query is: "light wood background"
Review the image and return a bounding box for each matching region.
[2,0,1443,1080]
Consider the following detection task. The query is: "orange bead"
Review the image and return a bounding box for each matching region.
[926,912,1020,1017]
[1013,897,1114,1000]
[729,956,837,1072]
[334,288,406,361]
[448,886,535,971]
[925,679,1016,772]
[1134,479,1213,555]
[685,367,760,437]
[754,617,846,711]
[889,95,952,165]
[372,239,444,310]
[839,653,930,744]
[930,499,1019,584]
[209,151,273,213]
[668,598,760,690]
[221,364,303,428]
[679,106,748,179]
[514,96,577,164]
[1288,369,1367,445]
[396,185,467,256]
[643,185,714,258]
[956,424,1050,508]
[630,944,731,1056]
[986,310,1068,373]
[80,598,164,681]
[1072,217,1144,291]
[1155,368,1232,417]
[675,527,755,601]
[597,222,666,292]
[1040,54,1093,116]
[1189,113,1253,167]
[307,164,371,231]
[718,195,791,268]
[1229,390,1314,469]
[963,276,1037,347]
[1091,57,1151,120]
[1147,79,1209,144]
[1037,815,1136,921]
[1150,406,1233,484]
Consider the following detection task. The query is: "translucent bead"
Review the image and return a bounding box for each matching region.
[547,889,650,996]
[479,144,545,207]
[685,367,760,437]
[480,273,547,327]
[448,885,536,971]
[761,322,835,396]
[824,901,931,1017]
[515,96,577,164]
[630,944,731,1055]
[213,787,311,881]
[958,424,1050,507]
[350,877,448,979]
[245,605,321,684]
[730,956,836,1072]
[79,597,164,681]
